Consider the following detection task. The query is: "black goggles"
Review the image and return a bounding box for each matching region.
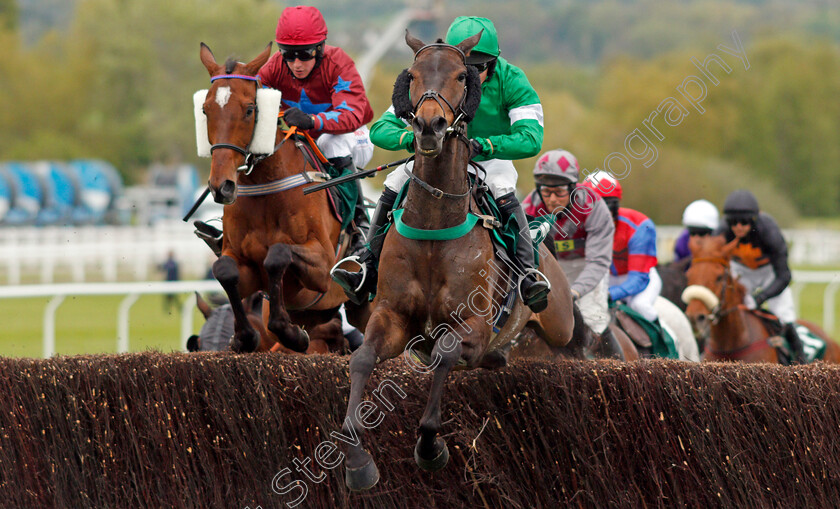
[687,226,713,237]
[468,60,492,73]
[726,215,753,226]
[281,46,318,62]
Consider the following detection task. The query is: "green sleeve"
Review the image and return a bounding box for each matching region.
[480,119,543,161]
[370,107,415,153]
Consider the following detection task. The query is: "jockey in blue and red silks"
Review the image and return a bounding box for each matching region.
[259,5,375,257]
[582,171,662,324]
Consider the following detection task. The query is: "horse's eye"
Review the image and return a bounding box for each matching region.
[245,105,256,118]
[458,72,466,82]
[407,73,414,82]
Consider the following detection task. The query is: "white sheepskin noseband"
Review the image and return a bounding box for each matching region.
[681,284,720,310]
[193,87,282,157]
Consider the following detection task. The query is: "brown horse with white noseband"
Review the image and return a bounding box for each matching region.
[339,31,575,491]
[196,43,368,353]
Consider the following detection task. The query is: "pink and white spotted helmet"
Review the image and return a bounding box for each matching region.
[533,149,580,185]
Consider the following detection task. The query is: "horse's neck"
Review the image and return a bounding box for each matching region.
[401,139,470,230]
[710,307,752,351]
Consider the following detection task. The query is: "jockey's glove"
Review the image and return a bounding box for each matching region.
[284,107,315,130]
[469,138,484,159]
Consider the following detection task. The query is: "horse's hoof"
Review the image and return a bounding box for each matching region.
[344,456,379,491]
[414,437,449,472]
[230,331,260,353]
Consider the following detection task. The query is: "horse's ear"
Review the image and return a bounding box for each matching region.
[461,65,483,122]
[200,42,222,76]
[405,30,425,54]
[392,69,413,121]
[721,236,739,258]
[456,29,484,56]
[195,291,213,319]
[244,42,272,76]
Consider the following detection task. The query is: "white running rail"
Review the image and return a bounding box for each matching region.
[0,280,222,358]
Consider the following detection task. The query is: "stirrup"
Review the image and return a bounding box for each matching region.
[330,255,368,294]
[517,268,551,301]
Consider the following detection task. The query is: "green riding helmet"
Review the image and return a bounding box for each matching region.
[445,16,500,62]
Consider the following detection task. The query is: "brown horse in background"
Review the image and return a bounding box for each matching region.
[197,43,368,353]
[682,235,840,363]
[511,304,639,361]
[340,32,575,491]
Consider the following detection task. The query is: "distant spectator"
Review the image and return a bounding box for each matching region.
[159,251,180,313]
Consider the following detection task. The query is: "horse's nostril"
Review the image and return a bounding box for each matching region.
[221,180,236,196]
[412,117,426,132]
[431,116,448,134]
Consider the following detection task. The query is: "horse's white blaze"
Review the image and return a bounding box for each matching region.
[681,284,719,310]
[215,86,231,108]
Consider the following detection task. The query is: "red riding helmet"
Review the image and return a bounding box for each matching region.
[275,6,328,46]
[581,170,622,199]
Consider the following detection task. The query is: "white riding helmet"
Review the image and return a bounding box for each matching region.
[682,199,719,230]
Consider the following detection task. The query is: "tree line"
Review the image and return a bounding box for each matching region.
[2,0,839,223]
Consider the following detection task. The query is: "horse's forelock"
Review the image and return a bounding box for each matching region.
[224,58,238,74]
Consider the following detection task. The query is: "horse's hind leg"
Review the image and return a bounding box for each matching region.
[415,335,463,472]
[212,255,259,352]
[264,243,309,352]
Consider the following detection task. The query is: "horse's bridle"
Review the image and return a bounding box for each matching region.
[207,73,264,173]
[690,256,741,325]
[406,43,477,200]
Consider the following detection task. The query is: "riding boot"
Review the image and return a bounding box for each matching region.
[328,156,371,258]
[331,188,398,304]
[782,322,808,364]
[497,192,550,313]
[193,220,223,257]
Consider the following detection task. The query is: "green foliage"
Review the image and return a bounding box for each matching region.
[2,0,839,217]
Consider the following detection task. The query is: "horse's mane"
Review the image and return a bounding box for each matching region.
[224,58,238,74]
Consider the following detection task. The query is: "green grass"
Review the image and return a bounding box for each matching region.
[0,294,206,358]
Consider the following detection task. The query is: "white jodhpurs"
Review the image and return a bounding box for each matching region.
[730,261,796,323]
[316,126,374,169]
[611,266,662,322]
[558,257,610,333]
[383,158,518,199]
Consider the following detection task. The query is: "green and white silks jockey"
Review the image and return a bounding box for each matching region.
[330,15,551,313]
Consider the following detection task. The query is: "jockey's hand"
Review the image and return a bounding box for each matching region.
[744,293,757,310]
[469,138,484,159]
[284,107,315,130]
[752,290,766,309]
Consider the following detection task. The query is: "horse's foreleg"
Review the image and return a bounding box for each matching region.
[343,309,408,491]
[415,335,463,472]
[212,255,259,352]
[264,243,309,353]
